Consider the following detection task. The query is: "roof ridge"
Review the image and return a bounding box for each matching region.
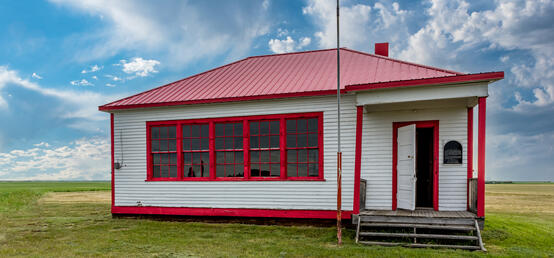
[99,56,253,108]
[247,48,339,59]
[341,48,464,75]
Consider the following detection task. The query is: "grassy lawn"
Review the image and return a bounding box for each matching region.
[0,182,552,257]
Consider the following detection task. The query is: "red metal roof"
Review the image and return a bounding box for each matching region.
[100,48,502,111]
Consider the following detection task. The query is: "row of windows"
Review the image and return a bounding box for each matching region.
[147,113,323,181]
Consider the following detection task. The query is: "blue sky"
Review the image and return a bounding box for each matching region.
[0,0,552,181]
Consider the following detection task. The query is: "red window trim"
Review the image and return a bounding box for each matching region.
[147,125,179,180]
[146,112,324,181]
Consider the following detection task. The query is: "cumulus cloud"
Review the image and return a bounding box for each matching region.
[302,0,412,54]
[32,73,42,79]
[49,0,271,67]
[81,64,102,74]
[118,57,160,77]
[398,0,553,70]
[0,138,109,180]
[268,36,311,54]
[70,79,94,86]
[105,83,115,87]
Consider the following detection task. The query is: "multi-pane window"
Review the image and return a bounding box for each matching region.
[151,126,178,178]
[182,124,210,177]
[286,118,319,177]
[215,122,244,177]
[250,120,280,177]
[146,113,322,181]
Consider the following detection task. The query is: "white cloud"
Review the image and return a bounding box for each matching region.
[70,79,94,86]
[118,57,160,77]
[105,74,123,81]
[34,142,50,147]
[268,36,311,54]
[276,28,288,37]
[92,75,98,80]
[0,138,109,180]
[397,0,554,109]
[0,66,123,125]
[32,73,42,79]
[303,0,371,49]
[49,0,271,67]
[302,0,411,55]
[81,64,103,74]
[105,83,115,87]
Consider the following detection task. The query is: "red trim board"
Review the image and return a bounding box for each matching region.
[99,89,339,111]
[353,106,363,214]
[110,113,115,211]
[345,72,504,92]
[112,206,353,219]
[392,120,439,211]
[477,97,486,217]
[467,107,473,210]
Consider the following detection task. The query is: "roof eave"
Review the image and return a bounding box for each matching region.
[99,71,504,112]
[98,89,340,112]
[344,71,504,93]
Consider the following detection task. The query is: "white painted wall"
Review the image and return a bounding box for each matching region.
[112,95,357,211]
[361,105,468,211]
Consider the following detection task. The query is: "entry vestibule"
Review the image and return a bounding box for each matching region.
[393,120,439,211]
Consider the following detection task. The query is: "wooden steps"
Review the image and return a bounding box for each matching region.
[360,223,475,231]
[358,241,482,250]
[355,213,486,251]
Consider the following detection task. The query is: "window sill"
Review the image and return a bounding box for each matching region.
[145,177,326,182]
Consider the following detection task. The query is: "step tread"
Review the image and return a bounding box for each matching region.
[358,241,481,250]
[360,223,475,230]
[359,232,478,240]
[358,216,475,225]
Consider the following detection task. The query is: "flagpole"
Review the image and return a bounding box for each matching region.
[336,0,342,246]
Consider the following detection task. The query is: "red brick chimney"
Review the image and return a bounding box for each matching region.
[375,42,389,57]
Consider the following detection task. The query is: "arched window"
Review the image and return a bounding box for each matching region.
[444,141,463,164]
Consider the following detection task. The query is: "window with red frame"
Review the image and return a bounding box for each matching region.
[215,122,244,177]
[151,125,178,178]
[182,123,210,177]
[249,120,280,177]
[286,118,319,177]
[146,113,322,181]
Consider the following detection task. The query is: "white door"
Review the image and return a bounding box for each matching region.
[397,124,416,211]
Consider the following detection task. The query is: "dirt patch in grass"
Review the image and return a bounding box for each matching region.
[39,191,110,204]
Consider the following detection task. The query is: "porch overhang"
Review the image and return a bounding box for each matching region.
[354,82,488,107]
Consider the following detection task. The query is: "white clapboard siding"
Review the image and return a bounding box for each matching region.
[361,106,468,211]
[113,95,357,211]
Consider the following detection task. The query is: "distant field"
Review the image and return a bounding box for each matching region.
[0,182,552,257]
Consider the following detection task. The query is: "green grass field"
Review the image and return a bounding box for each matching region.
[0,182,552,257]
